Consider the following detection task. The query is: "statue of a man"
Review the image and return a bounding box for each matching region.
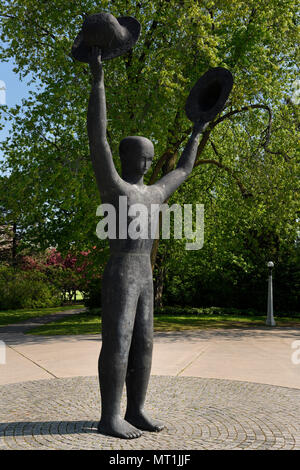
[87,46,205,439]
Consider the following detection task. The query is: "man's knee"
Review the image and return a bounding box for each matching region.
[130,332,153,355]
[101,331,132,362]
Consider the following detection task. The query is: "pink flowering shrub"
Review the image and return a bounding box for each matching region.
[20,247,103,304]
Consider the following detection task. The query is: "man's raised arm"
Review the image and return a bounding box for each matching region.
[153,121,207,201]
[87,46,121,193]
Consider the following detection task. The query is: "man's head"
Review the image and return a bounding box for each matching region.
[119,136,154,178]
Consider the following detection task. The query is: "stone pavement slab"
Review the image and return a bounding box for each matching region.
[0,375,299,450]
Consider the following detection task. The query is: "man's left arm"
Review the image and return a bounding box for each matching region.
[153,122,206,201]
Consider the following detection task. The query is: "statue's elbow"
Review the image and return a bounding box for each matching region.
[180,165,193,178]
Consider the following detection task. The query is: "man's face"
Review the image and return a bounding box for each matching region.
[120,136,154,177]
[125,153,153,177]
[137,153,153,176]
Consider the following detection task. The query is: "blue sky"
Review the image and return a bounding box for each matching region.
[0,46,36,166]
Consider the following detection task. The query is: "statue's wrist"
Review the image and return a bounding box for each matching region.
[92,74,104,85]
[192,127,201,138]
[193,121,207,135]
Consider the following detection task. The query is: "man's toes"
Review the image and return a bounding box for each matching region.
[130,430,141,439]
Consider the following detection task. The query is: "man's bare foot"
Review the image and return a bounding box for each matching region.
[125,410,164,432]
[97,417,142,439]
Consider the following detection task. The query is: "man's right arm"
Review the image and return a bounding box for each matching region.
[87,47,121,192]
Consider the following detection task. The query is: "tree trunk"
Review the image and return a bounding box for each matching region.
[12,222,17,267]
[151,151,177,304]
[154,261,165,309]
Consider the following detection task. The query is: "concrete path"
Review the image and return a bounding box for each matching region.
[1,310,299,388]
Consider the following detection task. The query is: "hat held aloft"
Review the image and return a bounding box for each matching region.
[185,67,233,124]
[72,12,141,62]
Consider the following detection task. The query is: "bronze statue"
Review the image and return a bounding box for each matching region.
[72,12,233,439]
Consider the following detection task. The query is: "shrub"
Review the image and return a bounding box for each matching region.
[155,305,300,318]
[0,265,61,309]
[82,278,102,309]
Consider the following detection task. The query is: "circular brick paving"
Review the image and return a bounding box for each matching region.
[0,376,299,450]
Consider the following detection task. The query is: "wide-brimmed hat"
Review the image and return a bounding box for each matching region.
[185,67,233,123]
[72,12,141,62]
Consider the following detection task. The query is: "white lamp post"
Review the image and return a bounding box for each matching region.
[266,261,276,326]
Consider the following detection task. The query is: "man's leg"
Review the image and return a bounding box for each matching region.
[98,261,142,439]
[125,282,164,432]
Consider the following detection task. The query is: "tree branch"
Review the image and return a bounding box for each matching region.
[211,104,272,129]
[194,158,252,198]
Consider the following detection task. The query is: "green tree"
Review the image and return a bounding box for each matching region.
[0,0,299,306]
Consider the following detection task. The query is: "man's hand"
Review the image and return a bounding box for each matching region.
[89,46,103,82]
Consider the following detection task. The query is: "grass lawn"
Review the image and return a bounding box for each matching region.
[75,291,84,301]
[26,311,300,336]
[0,304,84,327]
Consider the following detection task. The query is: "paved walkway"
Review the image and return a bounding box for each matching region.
[0,312,299,388]
[0,311,299,449]
[0,308,86,335]
[0,376,299,450]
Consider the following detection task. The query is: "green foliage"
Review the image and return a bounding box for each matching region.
[156,305,300,318]
[82,277,102,309]
[156,305,262,316]
[0,1,299,310]
[0,264,61,309]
